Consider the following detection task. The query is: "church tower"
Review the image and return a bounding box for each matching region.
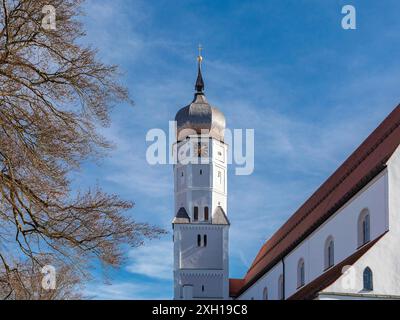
[172,50,230,300]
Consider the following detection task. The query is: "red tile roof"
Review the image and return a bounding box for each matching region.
[229,279,245,297]
[288,233,385,300]
[230,104,400,298]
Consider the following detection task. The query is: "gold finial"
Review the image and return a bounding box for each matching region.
[195,44,205,93]
[197,44,203,66]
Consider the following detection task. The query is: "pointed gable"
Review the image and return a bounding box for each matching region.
[173,207,190,224]
[212,206,230,225]
[288,234,385,300]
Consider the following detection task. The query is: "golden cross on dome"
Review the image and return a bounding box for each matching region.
[197,44,203,66]
[195,44,205,93]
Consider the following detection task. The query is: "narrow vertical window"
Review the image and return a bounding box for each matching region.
[358,209,371,247]
[324,237,335,270]
[328,241,334,267]
[197,234,201,247]
[200,169,203,175]
[203,234,207,247]
[363,267,373,291]
[194,207,198,221]
[204,207,209,221]
[202,285,205,292]
[297,259,305,288]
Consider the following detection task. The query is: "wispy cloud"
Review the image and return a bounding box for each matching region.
[73,0,400,298]
[85,281,171,300]
[126,240,173,281]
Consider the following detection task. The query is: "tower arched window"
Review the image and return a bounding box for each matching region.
[194,207,199,221]
[363,267,373,291]
[203,235,207,247]
[358,209,370,247]
[197,234,201,247]
[204,207,209,221]
[263,287,268,300]
[324,236,335,270]
[278,275,284,300]
[297,259,305,288]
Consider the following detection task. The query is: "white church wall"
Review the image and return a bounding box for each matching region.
[237,168,389,299]
[321,145,400,297]
[320,232,393,297]
[238,262,284,300]
[284,169,387,298]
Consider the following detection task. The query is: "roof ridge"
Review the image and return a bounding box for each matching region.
[249,110,400,270]
[233,104,400,297]
[248,105,400,272]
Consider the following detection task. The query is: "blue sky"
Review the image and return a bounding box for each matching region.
[75,0,400,299]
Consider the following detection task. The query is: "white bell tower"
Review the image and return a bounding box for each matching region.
[172,50,230,300]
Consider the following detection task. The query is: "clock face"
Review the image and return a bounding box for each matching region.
[177,140,194,163]
[176,138,209,164]
[197,141,209,157]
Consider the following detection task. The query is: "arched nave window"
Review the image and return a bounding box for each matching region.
[324,236,335,270]
[297,259,305,288]
[194,206,199,221]
[363,267,373,291]
[278,275,284,300]
[263,287,268,300]
[358,209,370,247]
[197,234,201,247]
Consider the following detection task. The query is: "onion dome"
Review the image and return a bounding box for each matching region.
[175,50,226,142]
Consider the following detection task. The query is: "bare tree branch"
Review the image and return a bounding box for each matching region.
[0,0,166,300]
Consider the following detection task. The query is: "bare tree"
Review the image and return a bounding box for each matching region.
[0,0,165,299]
[0,258,83,300]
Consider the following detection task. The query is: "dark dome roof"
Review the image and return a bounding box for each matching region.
[175,93,226,142]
